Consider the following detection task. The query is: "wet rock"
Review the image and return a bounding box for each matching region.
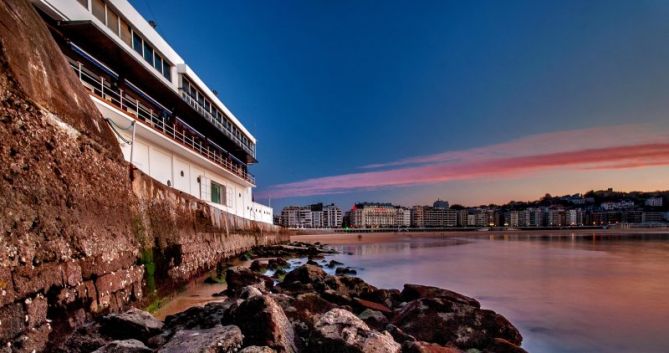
[92,339,153,353]
[164,301,234,331]
[401,341,464,353]
[310,308,401,353]
[400,284,480,308]
[354,297,392,314]
[226,266,274,296]
[283,264,327,283]
[158,325,243,353]
[384,324,415,344]
[267,258,289,270]
[228,293,297,353]
[100,308,164,341]
[358,309,389,330]
[335,267,358,276]
[0,302,26,341]
[391,298,522,351]
[239,346,277,353]
[251,260,268,273]
[272,268,287,279]
[483,338,528,353]
[326,260,343,268]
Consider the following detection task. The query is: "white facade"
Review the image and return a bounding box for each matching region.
[34,0,273,224]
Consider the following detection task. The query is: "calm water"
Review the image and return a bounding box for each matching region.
[325,233,669,353]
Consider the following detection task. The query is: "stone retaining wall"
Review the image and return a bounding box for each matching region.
[130,169,286,292]
[0,1,286,351]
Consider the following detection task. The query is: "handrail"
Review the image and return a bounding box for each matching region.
[178,88,256,157]
[70,61,255,185]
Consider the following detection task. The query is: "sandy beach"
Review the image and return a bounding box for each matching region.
[291,227,669,245]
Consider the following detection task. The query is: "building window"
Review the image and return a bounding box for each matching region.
[120,20,132,46]
[106,8,119,34]
[77,0,88,9]
[154,53,163,73]
[211,181,226,205]
[92,0,105,23]
[132,32,142,55]
[143,41,153,64]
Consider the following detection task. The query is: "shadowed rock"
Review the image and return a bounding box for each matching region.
[92,339,152,353]
[157,325,243,353]
[100,308,164,342]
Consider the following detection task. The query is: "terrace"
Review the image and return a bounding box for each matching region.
[69,59,255,185]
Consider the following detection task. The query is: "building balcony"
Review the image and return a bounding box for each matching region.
[69,60,255,185]
[178,88,256,158]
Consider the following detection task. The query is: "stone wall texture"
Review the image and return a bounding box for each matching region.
[0,1,285,351]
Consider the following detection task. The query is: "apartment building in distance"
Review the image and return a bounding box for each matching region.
[280,203,342,228]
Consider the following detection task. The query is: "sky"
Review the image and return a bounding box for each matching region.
[131,0,669,211]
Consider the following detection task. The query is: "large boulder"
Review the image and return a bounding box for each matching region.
[157,325,243,353]
[400,284,480,308]
[228,293,297,353]
[310,308,401,353]
[92,339,153,353]
[100,308,164,342]
[282,264,327,285]
[391,298,522,351]
[164,301,235,332]
[226,266,274,296]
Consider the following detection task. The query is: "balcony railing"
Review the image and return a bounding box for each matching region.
[178,88,256,158]
[69,61,255,185]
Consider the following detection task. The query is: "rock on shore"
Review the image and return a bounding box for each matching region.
[54,263,527,353]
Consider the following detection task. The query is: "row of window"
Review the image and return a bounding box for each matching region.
[181,77,253,151]
[87,0,171,81]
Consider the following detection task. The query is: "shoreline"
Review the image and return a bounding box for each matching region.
[291,227,669,244]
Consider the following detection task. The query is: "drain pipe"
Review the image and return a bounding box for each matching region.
[129,120,137,164]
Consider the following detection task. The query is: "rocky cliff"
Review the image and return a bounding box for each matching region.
[0,1,285,351]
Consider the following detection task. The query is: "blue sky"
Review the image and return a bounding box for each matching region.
[131,0,669,211]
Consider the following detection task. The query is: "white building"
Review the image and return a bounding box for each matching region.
[323,204,343,228]
[395,207,411,228]
[645,197,663,207]
[33,0,272,223]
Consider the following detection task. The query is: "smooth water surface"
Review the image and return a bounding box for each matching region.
[326,233,669,353]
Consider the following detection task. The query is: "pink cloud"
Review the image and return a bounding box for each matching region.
[259,124,669,199]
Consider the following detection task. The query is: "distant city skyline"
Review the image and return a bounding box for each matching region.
[131,0,669,212]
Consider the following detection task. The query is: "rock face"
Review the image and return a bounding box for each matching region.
[100,308,164,341]
[0,0,142,350]
[92,339,153,353]
[228,291,297,353]
[157,325,243,353]
[310,308,401,353]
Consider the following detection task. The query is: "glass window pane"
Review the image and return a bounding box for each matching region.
[92,0,105,23]
[154,54,162,72]
[132,32,142,55]
[163,67,171,81]
[120,19,132,46]
[77,0,87,9]
[143,41,153,64]
[211,182,222,204]
[106,8,119,34]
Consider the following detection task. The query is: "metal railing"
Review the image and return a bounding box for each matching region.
[178,88,256,157]
[70,61,255,185]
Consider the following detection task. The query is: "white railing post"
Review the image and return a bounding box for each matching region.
[100,77,104,97]
[119,89,123,108]
[78,62,82,80]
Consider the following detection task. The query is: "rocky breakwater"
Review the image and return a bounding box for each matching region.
[57,262,527,353]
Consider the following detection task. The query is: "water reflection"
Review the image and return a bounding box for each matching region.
[327,233,669,353]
